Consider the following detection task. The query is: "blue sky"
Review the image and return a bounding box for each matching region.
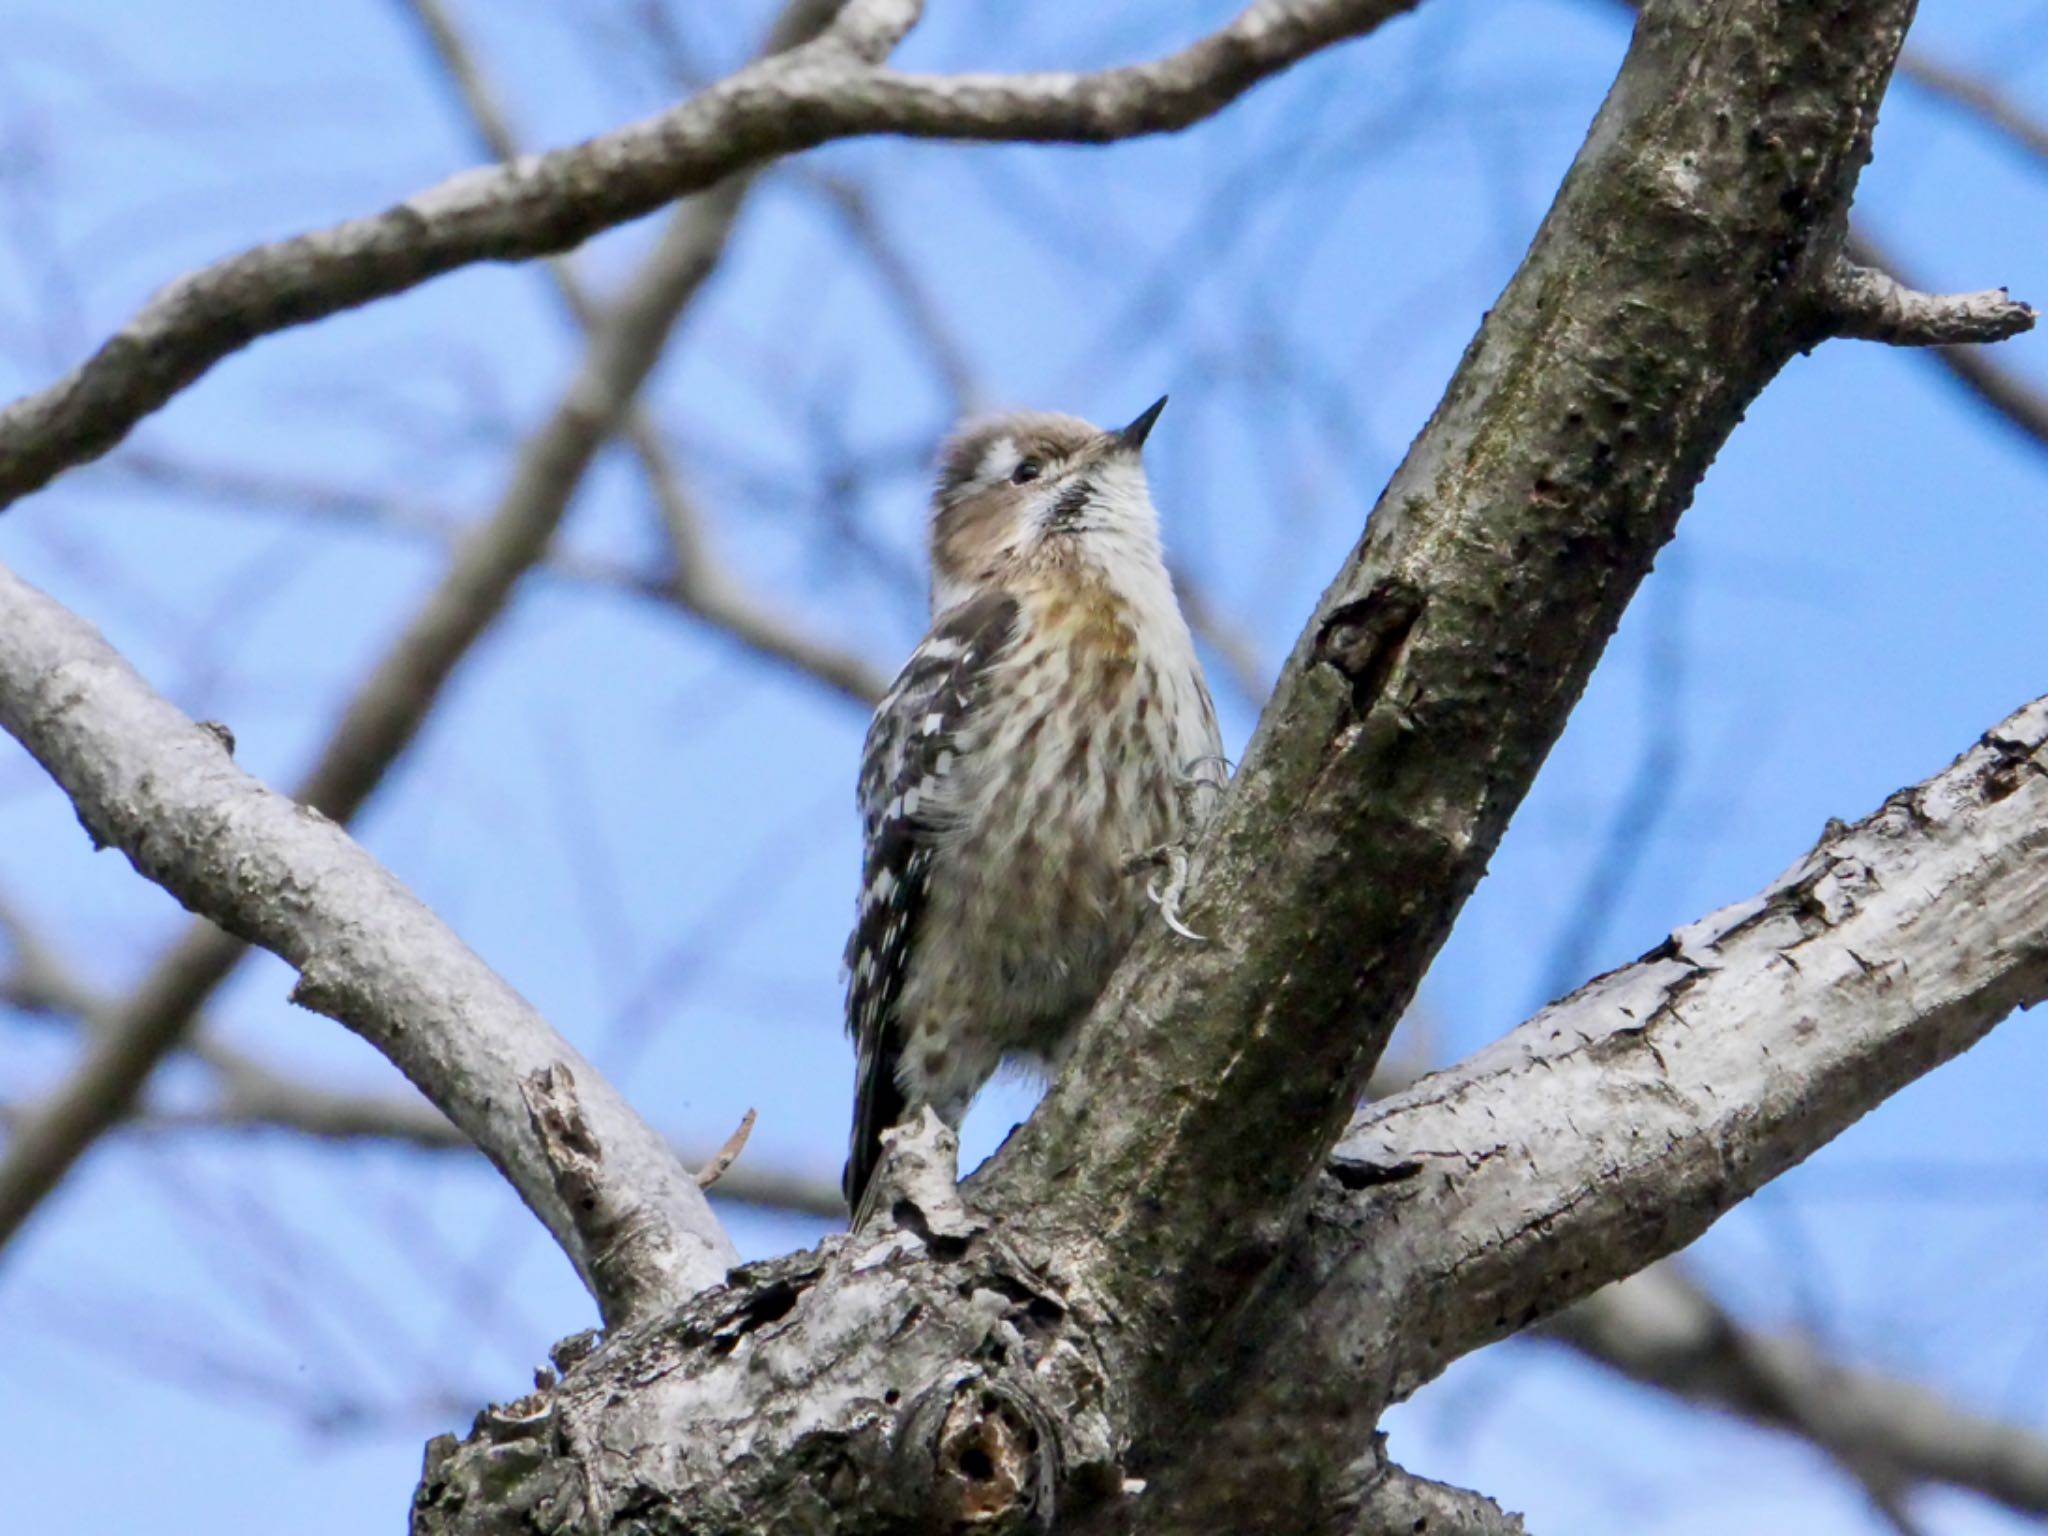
[0,2,2044,1532]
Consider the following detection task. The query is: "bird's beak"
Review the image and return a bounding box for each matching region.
[1113,395,1168,454]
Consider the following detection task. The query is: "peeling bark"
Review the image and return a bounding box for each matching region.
[1150,697,2048,1530]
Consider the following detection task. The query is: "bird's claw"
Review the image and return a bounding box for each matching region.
[1139,844,1206,943]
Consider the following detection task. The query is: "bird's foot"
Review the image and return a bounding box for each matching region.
[1125,841,1205,943]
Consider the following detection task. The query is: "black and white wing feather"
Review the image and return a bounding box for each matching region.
[843,590,1019,1209]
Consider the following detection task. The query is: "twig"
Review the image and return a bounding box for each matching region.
[1845,230,2048,456]
[694,1108,758,1190]
[393,0,888,705]
[1823,258,2036,347]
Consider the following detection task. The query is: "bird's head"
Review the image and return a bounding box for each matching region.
[926,397,1169,613]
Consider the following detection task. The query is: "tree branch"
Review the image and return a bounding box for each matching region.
[1341,1444,1527,1536]
[1821,258,2035,347]
[1843,228,2048,457]
[0,173,758,1257]
[393,0,888,705]
[1157,693,2048,1528]
[0,0,1420,512]
[1350,698,2048,1374]
[0,561,737,1317]
[976,0,2015,1409]
[1551,1265,2048,1521]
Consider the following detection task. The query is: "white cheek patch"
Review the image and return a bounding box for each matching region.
[976,435,1020,486]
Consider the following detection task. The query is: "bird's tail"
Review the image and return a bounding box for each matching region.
[843,1020,908,1215]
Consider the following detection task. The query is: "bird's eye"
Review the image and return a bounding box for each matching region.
[1010,459,1042,485]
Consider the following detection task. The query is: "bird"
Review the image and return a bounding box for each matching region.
[842,397,1223,1212]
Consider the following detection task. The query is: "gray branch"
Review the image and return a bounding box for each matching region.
[1148,694,2048,1529]
[0,562,737,1321]
[971,0,2016,1384]
[1334,696,2048,1399]
[1550,1265,2048,1521]
[1822,258,2036,346]
[1342,1443,1528,1536]
[0,0,1420,512]
[0,176,756,1257]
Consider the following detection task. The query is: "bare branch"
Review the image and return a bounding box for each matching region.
[1841,229,2048,457]
[1339,697,2048,1405]
[1898,49,2048,166]
[1153,692,2048,1527]
[0,177,757,1257]
[0,0,1420,510]
[1342,1444,1527,1536]
[1552,1265,2048,1521]
[694,1109,758,1190]
[394,0,888,705]
[0,561,737,1317]
[1822,259,2035,347]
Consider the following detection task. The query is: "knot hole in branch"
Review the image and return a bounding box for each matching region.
[896,1371,1060,1534]
[1316,579,1425,717]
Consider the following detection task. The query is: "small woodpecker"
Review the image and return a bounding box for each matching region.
[842,398,1223,1211]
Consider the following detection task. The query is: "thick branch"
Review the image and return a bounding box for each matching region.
[0,0,1418,510]
[0,563,736,1318]
[1157,694,2048,1529]
[1347,696,2048,1381]
[980,0,1982,1409]
[0,180,754,1257]
[1343,1447,1526,1536]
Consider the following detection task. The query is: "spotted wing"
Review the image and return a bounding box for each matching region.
[842,590,1019,1210]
